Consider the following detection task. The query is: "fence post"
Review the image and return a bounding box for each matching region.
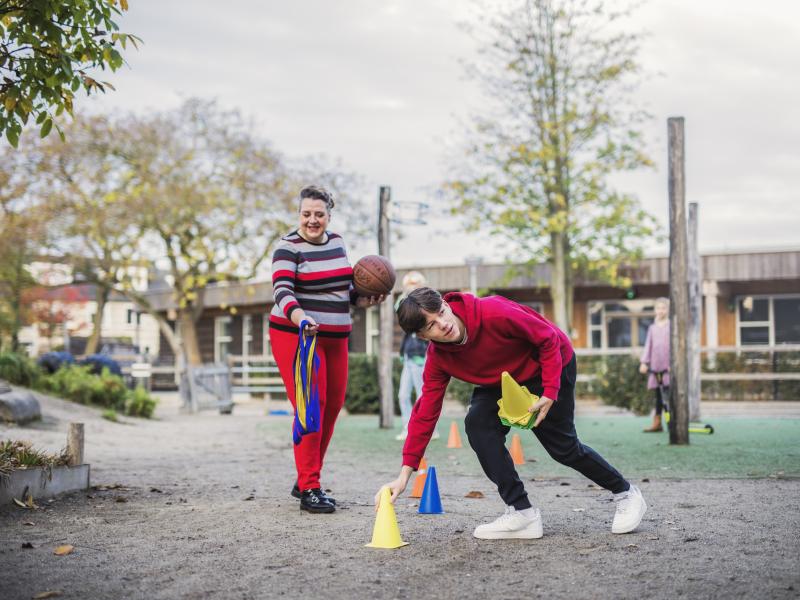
[688,202,701,421]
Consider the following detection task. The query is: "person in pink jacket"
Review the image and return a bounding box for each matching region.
[639,297,671,432]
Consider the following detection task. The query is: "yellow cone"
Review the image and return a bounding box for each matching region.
[498,372,538,426]
[366,487,409,549]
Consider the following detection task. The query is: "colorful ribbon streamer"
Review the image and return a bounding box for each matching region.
[292,320,321,445]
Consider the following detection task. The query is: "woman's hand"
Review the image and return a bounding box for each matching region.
[374,466,413,510]
[639,363,648,375]
[292,311,319,335]
[356,294,386,308]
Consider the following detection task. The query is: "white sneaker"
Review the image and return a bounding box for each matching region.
[473,507,543,540]
[395,429,408,441]
[612,485,647,534]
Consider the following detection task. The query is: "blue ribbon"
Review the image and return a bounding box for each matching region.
[292,320,321,445]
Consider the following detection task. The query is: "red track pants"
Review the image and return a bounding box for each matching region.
[269,327,349,491]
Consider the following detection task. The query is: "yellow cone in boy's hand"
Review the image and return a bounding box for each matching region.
[498,371,539,428]
[366,487,409,549]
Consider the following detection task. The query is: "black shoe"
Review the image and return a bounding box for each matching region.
[300,488,335,513]
[292,482,336,505]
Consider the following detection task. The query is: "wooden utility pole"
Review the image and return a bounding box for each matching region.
[668,117,690,445]
[688,202,702,422]
[377,186,394,429]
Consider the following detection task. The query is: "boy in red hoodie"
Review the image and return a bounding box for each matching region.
[375,287,647,539]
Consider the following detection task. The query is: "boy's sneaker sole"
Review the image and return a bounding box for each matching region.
[473,521,543,540]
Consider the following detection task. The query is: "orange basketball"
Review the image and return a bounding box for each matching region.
[353,255,396,297]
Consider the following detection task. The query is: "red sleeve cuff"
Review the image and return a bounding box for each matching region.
[402,453,422,471]
[543,387,560,401]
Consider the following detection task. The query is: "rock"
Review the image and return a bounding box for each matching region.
[0,388,42,424]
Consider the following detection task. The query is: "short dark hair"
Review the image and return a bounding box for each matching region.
[299,185,335,212]
[396,287,443,333]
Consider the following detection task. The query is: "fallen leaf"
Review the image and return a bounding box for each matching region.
[21,542,34,549]
[24,521,35,526]
[150,487,163,493]
[626,543,639,550]
[572,508,585,512]
[33,591,63,599]
[54,545,74,556]
[647,536,659,540]
[114,496,128,503]
[560,482,571,486]
[684,536,699,543]
[13,498,28,508]
[641,478,650,483]
[243,495,255,501]
[464,491,485,498]
[26,494,39,508]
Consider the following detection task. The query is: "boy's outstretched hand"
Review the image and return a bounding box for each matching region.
[530,395,554,427]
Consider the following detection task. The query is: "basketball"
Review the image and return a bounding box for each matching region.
[353,255,396,297]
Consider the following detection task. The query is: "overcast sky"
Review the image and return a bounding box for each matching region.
[82,0,800,268]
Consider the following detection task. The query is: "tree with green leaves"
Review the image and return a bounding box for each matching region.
[446,0,659,334]
[0,0,139,147]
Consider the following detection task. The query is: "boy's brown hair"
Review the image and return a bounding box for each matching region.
[396,287,443,333]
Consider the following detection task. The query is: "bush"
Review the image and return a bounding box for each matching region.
[80,354,122,377]
[595,354,653,415]
[0,352,41,387]
[345,353,475,414]
[40,365,128,410]
[125,386,157,418]
[37,351,74,374]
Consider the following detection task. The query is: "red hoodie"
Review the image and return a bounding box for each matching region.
[402,292,574,470]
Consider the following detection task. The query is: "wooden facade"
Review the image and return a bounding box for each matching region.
[145,248,800,363]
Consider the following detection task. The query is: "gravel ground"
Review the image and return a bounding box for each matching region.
[1,392,799,600]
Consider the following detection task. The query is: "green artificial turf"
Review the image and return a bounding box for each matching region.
[258,414,800,480]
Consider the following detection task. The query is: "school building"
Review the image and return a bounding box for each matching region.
[145,247,800,367]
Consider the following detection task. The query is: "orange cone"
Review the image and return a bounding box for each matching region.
[446,422,462,449]
[509,433,525,465]
[409,457,428,498]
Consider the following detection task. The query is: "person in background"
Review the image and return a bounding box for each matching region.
[394,272,438,441]
[639,297,671,433]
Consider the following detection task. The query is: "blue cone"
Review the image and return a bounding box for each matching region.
[418,465,444,514]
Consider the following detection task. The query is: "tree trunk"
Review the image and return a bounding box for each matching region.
[549,231,570,333]
[84,286,110,355]
[178,308,202,366]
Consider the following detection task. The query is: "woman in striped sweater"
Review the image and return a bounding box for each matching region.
[270,185,382,514]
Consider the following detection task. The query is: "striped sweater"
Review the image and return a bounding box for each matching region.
[269,230,355,338]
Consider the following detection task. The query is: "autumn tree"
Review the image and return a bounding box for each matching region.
[116,100,365,366]
[446,0,659,333]
[0,0,139,146]
[0,142,47,350]
[37,114,144,355]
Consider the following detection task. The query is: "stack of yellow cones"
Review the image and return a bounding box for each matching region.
[410,457,428,498]
[446,422,462,448]
[497,372,539,429]
[366,487,409,549]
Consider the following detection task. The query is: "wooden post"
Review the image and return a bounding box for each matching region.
[668,117,690,445]
[66,422,84,466]
[688,202,702,422]
[377,186,394,429]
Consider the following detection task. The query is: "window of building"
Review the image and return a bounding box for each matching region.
[737,295,800,346]
[588,300,656,348]
[214,316,233,363]
[127,309,141,325]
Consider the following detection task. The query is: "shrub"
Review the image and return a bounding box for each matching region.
[345,353,475,414]
[80,354,123,377]
[0,352,41,387]
[37,351,74,374]
[595,354,653,415]
[125,386,157,418]
[39,365,128,411]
